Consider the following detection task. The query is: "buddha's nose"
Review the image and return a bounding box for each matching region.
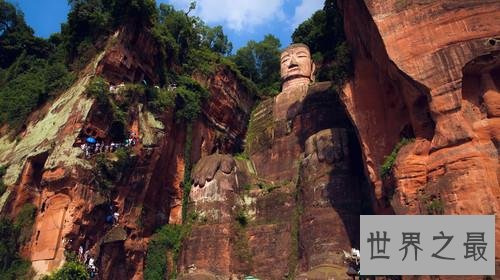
[288,56,298,68]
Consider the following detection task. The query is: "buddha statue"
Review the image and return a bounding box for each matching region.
[274,44,316,121]
[181,43,364,278]
[249,43,346,181]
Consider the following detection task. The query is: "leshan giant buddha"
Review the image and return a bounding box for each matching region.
[182,43,369,279]
[247,43,368,276]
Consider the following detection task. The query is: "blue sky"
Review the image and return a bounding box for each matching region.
[14,0,323,52]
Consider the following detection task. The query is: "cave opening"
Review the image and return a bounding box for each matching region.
[22,151,49,190]
[400,124,415,139]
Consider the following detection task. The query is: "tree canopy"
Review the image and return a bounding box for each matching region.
[292,0,352,86]
[0,0,50,68]
[0,204,37,279]
[0,0,236,131]
[41,261,89,280]
[231,34,281,97]
[0,0,74,132]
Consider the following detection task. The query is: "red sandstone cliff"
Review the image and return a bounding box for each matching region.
[0,22,255,278]
[340,0,500,277]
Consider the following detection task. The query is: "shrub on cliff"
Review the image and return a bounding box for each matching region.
[14,203,37,245]
[93,148,134,194]
[174,75,209,123]
[380,138,414,178]
[0,203,37,279]
[0,258,33,280]
[85,76,130,140]
[0,219,19,273]
[426,198,445,215]
[236,209,248,226]
[145,224,189,279]
[148,86,175,113]
[41,261,89,280]
[85,76,108,105]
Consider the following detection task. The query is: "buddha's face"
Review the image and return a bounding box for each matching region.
[280,45,313,81]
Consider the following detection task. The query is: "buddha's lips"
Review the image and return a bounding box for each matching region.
[286,66,300,73]
[282,74,310,82]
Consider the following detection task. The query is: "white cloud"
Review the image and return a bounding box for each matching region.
[166,0,285,31]
[291,0,323,28]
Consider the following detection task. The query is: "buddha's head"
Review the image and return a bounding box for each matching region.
[280,43,315,83]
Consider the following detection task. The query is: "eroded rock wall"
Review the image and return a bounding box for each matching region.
[0,24,256,279]
[96,26,159,85]
[341,0,500,276]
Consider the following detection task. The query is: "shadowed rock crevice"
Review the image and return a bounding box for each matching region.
[6,151,49,217]
[297,123,373,275]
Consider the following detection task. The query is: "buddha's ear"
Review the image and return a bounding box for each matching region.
[310,61,316,82]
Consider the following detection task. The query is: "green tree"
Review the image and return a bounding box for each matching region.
[107,0,157,27]
[186,1,196,16]
[0,0,245,132]
[65,0,111,58]
[0,219,17,271]
[42,261,89,280]
[0,203,36,279]
[0,49,74,130]
[65,0,156,63]
[292,0,352,85]
[255,35,281,94]
[232,41,258,80]
[14,204,37,245]
[0,61,47,127]
[0,0,50,68]
[203,25,232,55]
[144,224,189,279]
[232,34,281,96]
[153,3,198,66]
[0,0,16,34]
[174,75,209,123]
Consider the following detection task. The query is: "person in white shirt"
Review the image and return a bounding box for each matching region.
[113,212,119,224]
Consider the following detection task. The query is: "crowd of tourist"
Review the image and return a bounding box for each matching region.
[79,131,138,158]
[78,245,98,278]
[74,204,122,278]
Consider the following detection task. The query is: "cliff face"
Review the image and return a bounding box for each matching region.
[340,0,500,276]
[96,25,160,85]
[0,23,255,278]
